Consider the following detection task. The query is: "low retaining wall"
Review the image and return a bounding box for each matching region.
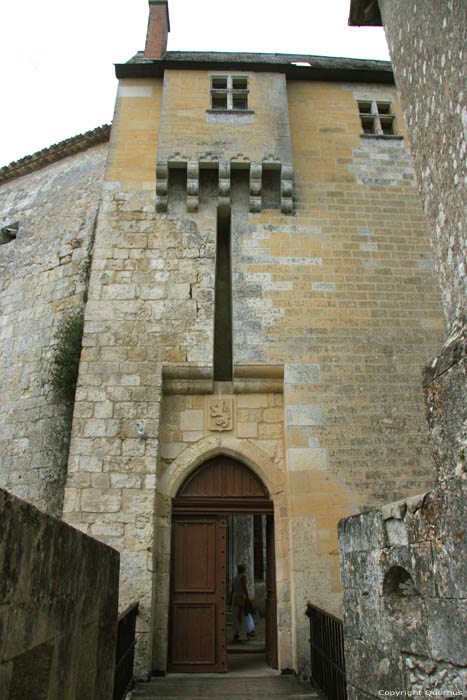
[0,488,120,700]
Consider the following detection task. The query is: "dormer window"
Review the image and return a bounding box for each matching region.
[358,101,396,136]
[211,76,249,111]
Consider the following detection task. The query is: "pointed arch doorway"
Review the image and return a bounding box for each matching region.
[168,455,278,673]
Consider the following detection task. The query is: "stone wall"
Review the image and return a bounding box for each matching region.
[376,0,467,495]
[0,143,108,516]
[279,79,445,673]
[339,480,466,697]
[378,0,466,329]
[341,2,466,697]
[156,70,292,165]
[63,77,166,678]
[61,70,446,679]
[0,487,119,700]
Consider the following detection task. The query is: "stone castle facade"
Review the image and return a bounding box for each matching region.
[0,0,447,679]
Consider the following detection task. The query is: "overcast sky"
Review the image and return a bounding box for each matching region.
[0,0,389,167]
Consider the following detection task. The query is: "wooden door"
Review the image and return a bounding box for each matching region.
[265,514,278,669]
[168,516,227,672]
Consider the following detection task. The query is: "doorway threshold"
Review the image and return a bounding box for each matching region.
[164,653,281,678]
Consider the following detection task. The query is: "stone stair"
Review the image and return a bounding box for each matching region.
[131,674,321,699]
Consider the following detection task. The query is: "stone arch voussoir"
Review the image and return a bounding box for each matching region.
[158,435,285,503]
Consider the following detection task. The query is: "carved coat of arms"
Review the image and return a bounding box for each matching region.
[208,398,233,431]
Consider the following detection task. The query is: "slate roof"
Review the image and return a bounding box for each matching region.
[0,124,111,185]
[118,50,393,83]
[1,49,392,185]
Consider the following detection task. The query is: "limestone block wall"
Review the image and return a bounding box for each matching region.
[63,71,446,679]
[0,144,108,516]
[63,77,218,677]
[230,79,446,674]
[0,488,119,700]
[157,70,292,165]
[64,189,218,673]
[63,183,216,675]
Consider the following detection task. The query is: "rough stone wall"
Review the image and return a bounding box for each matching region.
[0,488,119,700]
[378,0,466,329]
[62,72,446,679]
[377,0,467,499]
[424,325,467,487]
[339,3,466,697]
[339,482,466,698]
[63,77,185,677]
[0,144,108,516]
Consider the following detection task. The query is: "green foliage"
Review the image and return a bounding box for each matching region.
[50,313,84,403]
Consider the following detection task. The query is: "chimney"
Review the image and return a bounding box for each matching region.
[144,0,170,59]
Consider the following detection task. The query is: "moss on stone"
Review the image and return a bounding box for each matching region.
[50,313,84,403]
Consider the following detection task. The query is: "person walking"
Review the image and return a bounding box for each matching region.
[231,563,255,641]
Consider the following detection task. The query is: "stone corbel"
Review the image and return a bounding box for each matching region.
[199,153,218,168]
[250,162,262,213]
[167,153,188,168]
[187,161,199,212]
[281,164,294,214]
[218,160,231,213]
[155,161,168,212]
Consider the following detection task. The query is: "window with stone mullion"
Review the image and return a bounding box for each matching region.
[358,100,395,135]
[211,76,248,111]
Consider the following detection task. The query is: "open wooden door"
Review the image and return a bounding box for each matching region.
[169,457,274,672]
[168,515,227,672]
[265,514,278,669]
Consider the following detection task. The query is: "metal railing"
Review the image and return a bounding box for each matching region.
[114,601,139,700]
[306,603,347,700]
